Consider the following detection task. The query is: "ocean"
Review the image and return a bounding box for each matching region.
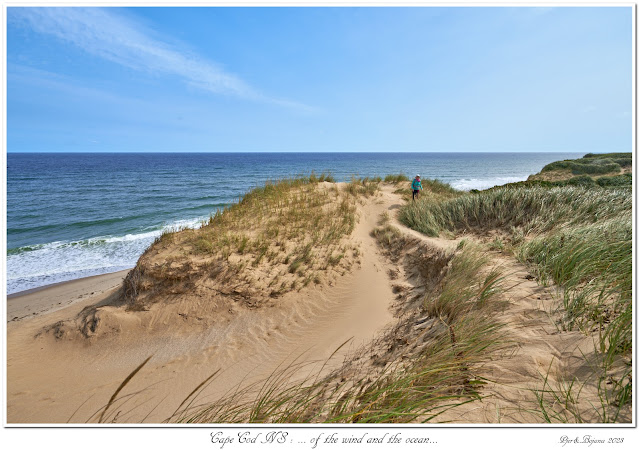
[6,152,581,294]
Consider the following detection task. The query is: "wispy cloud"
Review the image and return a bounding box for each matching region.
[9,63,242,134]
[9,7,313,111]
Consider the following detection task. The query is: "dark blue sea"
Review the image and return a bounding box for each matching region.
[7,152,581,294]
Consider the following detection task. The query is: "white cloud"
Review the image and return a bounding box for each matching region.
[8,63,227,132]
[9,7,313,111]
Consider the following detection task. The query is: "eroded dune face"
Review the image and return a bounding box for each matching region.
[39,180,362,341]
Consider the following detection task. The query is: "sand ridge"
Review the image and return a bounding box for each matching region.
[6,183,620,423]
[7,184,397,423]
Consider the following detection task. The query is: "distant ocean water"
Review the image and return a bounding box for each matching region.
[7,152,581,294]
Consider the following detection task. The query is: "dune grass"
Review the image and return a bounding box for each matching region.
[399,185,630,238]
[167,242,506,423]
[541,152,631,175]
[519,219,632,422]
[392,177,462,204]
[398,175,632,423]
[345,175,382,197]
[123,175,358,308]
[384,173,409,183]
[419,178,462,198]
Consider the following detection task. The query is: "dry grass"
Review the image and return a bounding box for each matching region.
[399,170,632,423]
[167,240,507,423]
[93,221,507,424]
[345,176,382,198]
[122,176,359,309]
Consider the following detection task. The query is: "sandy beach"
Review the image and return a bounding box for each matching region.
[7,184,398,423]
[8,270,130,323]
[6,5,633,430]
[6,183,627,424]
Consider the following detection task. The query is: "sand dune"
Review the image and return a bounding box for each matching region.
[6,183,621,423]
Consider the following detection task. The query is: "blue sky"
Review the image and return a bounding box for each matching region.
[6,6,633,152]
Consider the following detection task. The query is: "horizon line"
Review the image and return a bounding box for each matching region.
[6,150,596,154]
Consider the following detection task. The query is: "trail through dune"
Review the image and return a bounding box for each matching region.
[7,184,616,423]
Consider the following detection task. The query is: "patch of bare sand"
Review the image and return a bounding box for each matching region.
[7,187,396,424]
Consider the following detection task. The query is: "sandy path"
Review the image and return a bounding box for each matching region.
[7,193,396,424]
[7,185,615,424]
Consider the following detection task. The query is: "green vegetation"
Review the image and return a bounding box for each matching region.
[595,173,632,187]
[419,178,462,197]
[392,177,462,203]
[123,174,357,307]
[169,242,505,423]
[583,152,632,159]
[584,152,633,167]
[398,158,632,423]
[541,152,631,176]
[345,176,382,197]
[400,185,630,237]
[496,173,631,189]
[519,220,631,422]
[384,173,410,183]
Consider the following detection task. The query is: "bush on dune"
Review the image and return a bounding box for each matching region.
[542,153,632,176]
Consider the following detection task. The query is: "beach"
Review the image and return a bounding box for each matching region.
[8,270,129,323]
[8,179,627,424]
[5,5,633,438]
[7,183,400,423]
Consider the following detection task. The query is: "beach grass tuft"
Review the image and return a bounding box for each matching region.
[384,173,409,183]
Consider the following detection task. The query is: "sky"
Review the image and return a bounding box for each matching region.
[5,6,634,153]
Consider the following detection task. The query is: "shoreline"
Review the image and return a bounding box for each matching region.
[6,183,401,423]
[5,159,632,423]
[7,269,129,323]
[7,268,133,299]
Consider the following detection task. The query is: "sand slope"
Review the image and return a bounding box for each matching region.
[7,185,396,423]
[7,184,619,423]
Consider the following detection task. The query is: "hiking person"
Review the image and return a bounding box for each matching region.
[412,175,422,201]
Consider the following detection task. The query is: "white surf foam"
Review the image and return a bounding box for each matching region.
[7,216,208,295]
[451,176,528,191]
